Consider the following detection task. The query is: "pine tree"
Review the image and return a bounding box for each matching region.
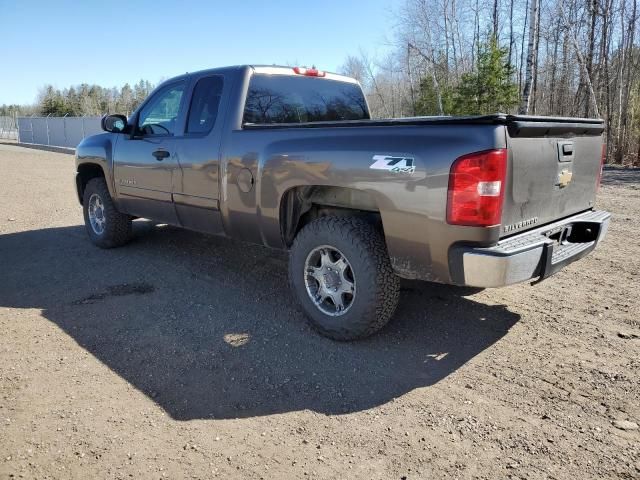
[452,37,519,115]
[118,84,134,115]
[65,87,81,116]
[40,86,67,116]
[133,80,153,109]
[415,77,454,116]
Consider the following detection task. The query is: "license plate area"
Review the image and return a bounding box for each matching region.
[533,218,605,284]
[544,221,600,247]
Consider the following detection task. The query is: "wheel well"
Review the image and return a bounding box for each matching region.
[280,186,382,247]
[76,163,105,205]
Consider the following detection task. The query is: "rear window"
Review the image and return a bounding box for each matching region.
[243,74,369,124]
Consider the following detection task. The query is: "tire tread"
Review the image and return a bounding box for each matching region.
[289,216,400,340]
[83,177,132,248]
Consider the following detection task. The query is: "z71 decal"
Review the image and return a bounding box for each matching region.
[370,155,416,174]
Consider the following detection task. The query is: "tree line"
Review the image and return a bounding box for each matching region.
[37,80,155,117]
[0,80,155,119]
[340,0,640,165]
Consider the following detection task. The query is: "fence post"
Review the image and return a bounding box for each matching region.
[63,114,68,147]
[30,117,34,144]
[45,114,51,145]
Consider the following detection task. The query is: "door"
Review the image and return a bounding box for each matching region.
[172,75,226,234]
[113,80,186,223]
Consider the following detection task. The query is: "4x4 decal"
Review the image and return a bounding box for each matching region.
[370,155,416,174]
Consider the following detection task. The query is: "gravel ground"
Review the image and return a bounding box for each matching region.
[0,143,638,480]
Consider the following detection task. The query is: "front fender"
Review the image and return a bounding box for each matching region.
[75,133,117,199]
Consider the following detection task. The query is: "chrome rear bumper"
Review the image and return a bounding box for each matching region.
[449,210,610,288]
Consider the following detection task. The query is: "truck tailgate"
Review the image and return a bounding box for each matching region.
[501,116,605,237]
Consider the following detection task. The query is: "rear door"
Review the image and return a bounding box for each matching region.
[500,118,604,237]
[113,80,187,223]
[171,74,227,234]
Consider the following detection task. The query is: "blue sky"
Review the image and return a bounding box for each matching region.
[0,0,396,105]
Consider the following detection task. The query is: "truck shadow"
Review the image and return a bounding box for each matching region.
[0,222,519,420]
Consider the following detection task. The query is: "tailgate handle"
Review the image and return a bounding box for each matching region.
[558,141,574,162]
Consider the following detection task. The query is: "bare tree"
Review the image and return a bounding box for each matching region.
[408,42,445,115]
[560,5,600,117]
[519,0,540,114]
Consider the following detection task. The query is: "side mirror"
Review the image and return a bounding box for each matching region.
[101,114,128,133]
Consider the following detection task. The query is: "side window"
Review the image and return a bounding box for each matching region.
[137,82,185,136]
[186,76,224,134]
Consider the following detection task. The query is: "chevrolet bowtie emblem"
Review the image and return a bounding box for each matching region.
[558,169,573,188]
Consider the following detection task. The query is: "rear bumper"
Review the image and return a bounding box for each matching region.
[449,210,610,287]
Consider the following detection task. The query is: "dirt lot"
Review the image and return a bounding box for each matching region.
[0,143,638,480]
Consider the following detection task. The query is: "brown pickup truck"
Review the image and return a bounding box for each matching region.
[75,65,610,340]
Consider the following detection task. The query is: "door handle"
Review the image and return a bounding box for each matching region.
[152,149,170,161]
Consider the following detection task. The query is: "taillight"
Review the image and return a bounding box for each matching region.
[293,66,326,77]
[447,149,507,227]
[596,143,606,192]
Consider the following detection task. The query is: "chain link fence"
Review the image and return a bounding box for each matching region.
[16,116,102,149]
[0,115,19,140]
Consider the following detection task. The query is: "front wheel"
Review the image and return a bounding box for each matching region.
[82,177,132,248]
[289,216,400,340]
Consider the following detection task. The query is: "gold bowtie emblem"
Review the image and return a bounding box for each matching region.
[558,169,573,187]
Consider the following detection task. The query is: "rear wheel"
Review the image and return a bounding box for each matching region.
[289,216,400,340]
[82,177,132,248]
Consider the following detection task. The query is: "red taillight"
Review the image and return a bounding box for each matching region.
[447,149,507,227]
[596,143,606,192]
[293,66,326,77]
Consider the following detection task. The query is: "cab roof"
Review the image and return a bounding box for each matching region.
[167,64,359,85]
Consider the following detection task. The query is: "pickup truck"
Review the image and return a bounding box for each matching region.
[75,64,610,340]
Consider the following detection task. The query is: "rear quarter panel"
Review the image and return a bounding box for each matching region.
[221,124,506,282]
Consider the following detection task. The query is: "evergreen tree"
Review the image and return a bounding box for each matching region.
[451,37,519,115]
[65,87,81,116]
[415,77,454,116]
[40,86,67,116]
[133,80,153,108]
[118,83,134,115]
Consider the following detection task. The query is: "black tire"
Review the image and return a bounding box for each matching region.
[289,216,400,340]
[82,177,132,248]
